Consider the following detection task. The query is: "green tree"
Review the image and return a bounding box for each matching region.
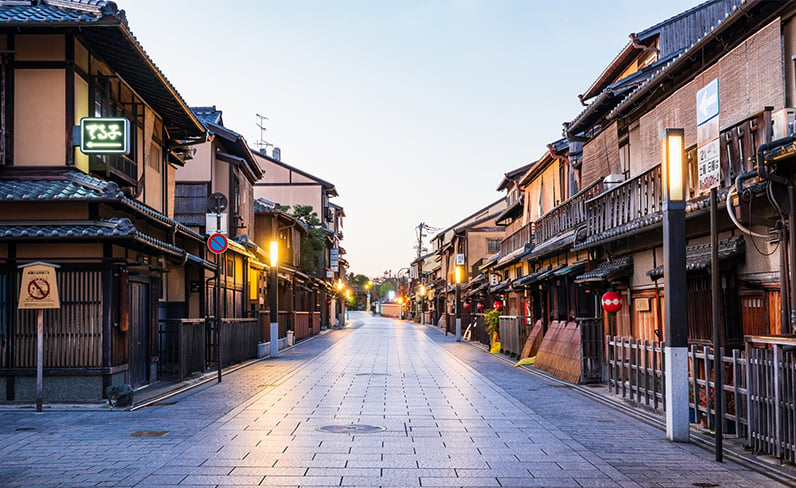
[288,204,326,275]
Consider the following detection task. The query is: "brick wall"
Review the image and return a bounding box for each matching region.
[581,18,784,181]
[637,18,783,172]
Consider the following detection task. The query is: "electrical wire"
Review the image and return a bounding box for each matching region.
[726,183,771,240]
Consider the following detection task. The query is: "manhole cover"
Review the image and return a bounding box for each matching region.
[129,431,169,437]
[316,424,386,434]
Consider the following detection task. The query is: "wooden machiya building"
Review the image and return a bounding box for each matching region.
[565,0,796,349]
[0,1,211,402]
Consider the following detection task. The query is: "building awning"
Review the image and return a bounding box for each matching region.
[575,257,633,283]
[512,265,551,288]
[496,244,531,268]
[527,228,578,260]
[465,282,489,298]
[0,218,216,270]
[495,197,523,226]
[489,281,510,294]
[537,264,566,281]
[647,236,745,281]
[553,260,587,277]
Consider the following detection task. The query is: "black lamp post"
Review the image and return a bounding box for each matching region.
[662,128,689,442]
[269,240,279,359]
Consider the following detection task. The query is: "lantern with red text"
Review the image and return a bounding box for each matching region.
[601,291,622,313]
[493,300,504,312]
[477,302,484,311]
[463,302,470,309]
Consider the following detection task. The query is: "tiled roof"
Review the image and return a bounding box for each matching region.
[0,217,135,239]
[0,1,101,23]
[647,236,745,280]
[574,257,633,284]
[191,106,223,126]
[0,216,216,269]
[0,171,202,241]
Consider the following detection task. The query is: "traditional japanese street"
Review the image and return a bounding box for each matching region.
[0,312,785,488]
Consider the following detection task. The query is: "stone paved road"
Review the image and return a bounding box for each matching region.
[0,312,786,487]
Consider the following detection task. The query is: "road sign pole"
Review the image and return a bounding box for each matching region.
[36,309,43,412]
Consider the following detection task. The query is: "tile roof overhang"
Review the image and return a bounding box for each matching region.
[0,1,205,143]
[0,217,215,269]
[526,228,578,261]
[606,0,787,126]
[495,197,523,226]
[511,265,551,289]
[0,170,203,242]
[647,236,746,281]
[575,257,633,284]
[573,190,728,250]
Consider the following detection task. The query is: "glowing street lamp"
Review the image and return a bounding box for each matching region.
[419,284,426,325]
[662,128,689,443]
[269,240,279,359]
[455,265,463,341]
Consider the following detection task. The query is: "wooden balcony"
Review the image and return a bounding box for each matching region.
[534,178,603,244]
[89,153,138,187]
[500,221,532,257]
[584,164,662,240]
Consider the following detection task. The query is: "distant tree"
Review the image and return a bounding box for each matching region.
[288,205,326,275]
[347,273,369,289]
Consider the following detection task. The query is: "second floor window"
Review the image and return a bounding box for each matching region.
[487,239,500,253]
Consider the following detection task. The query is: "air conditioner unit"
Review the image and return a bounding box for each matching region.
[602,173,625,190]
[773,108,796,140]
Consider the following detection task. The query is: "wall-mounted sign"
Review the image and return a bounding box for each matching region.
[696,78,720,192]
[455,253,465,265]
[79,117,130,154]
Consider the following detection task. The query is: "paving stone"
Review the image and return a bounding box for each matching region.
[0,313,787,487]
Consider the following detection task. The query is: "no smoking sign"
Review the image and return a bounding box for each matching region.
[18,262,60,309]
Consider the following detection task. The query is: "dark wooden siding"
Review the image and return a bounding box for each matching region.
[175,182,210,227]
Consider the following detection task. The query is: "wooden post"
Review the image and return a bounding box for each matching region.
[36,309,43,412]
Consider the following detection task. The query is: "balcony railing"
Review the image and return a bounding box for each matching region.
[89,153,138,187]
[500,221,532,257]
[584,165,662,239]
[534,178,603,244]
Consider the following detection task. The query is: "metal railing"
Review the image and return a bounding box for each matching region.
[534,178,602,244]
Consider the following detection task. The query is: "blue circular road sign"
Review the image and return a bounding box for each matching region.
[207,233,228,254]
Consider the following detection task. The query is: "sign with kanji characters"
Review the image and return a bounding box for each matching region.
[18,263,60,309]
[79,117,130,154]
[697,79,720,192]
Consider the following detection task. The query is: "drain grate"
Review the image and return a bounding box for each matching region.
[692,484,719,488]
[316,424,386,434]
[129,431,169,437]
[15,427,35,432]
[146,401,177,407]
[355,373,391,376]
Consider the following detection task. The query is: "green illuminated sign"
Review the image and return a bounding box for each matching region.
[79,117,130,154]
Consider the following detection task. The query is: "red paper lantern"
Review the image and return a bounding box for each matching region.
[477,302,484,311]
[463,302,470,309]
[326,298,332,305]
[601,291,622,313]
[493,300,503,312]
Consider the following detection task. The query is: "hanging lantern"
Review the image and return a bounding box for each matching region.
[601,291,622,313]
[326,298,332,305]
[463,302,470,309]
[493,300,503,312]
[477,302,484,311]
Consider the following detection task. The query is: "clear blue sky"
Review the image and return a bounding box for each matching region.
[126,0,703,278]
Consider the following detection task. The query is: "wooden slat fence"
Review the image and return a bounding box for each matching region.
[0,270,7,368]
[580,318,603,383]
[14,269,102,368]
[745,335,796,463]
[498,316,534,358]
[294,312,311,340]
[688,345,747,438]
[219,318,258,367]
[606,336,666,411]
[157,318,206,379]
